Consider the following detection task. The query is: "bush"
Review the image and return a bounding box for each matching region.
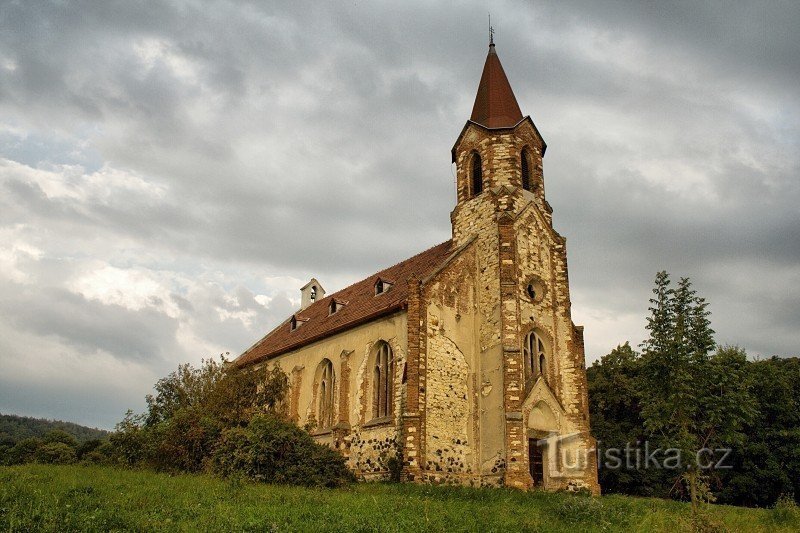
[35,442,76,464]
[76,438,102,459]
[6,437,42,465]
[42,429,78,447]
[108,358,352,488]
[212,414,354,488]
[772,494,799,525]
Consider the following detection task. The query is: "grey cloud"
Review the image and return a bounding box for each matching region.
[0,287,180,362]
[0,1,798,427]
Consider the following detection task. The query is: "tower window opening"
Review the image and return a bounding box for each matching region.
[521,148,531,191]
[471,152,483,196]
[310,286,317,302]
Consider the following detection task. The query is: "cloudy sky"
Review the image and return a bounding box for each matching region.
[1,1,798,429]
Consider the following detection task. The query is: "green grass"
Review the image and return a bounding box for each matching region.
[0,465,797,532]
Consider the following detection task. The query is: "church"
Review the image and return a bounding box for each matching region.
[236,38,600,493]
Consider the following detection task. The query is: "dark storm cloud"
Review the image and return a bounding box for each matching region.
[0,287,180,362]
[0,1,798,426]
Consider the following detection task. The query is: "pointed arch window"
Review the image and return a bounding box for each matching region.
[372,342,394,419]
[317,359,335,429]
[521,148,531,191]
[524,330,547,383]
[471,151,483,197]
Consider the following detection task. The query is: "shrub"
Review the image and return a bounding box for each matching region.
[42,429,78,447]
[76,438,103,460]
[35,442,77,464]
[108,411,148,466]
[212,414,354,488]
[6,437,42,465]
[772,494,799,525]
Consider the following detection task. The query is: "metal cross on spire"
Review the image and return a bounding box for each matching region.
[489,13,495,46]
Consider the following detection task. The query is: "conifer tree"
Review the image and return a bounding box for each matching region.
[638,272,754,515]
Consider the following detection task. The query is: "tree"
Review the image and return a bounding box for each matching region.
[638,272,755,514]
[588,342,671,496]
[715,355,800,506]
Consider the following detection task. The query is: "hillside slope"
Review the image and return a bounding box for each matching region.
[0,413,109,445]
[1,465,797,532]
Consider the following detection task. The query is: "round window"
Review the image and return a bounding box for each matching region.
[526,284,537,300]
[525,277,546,303]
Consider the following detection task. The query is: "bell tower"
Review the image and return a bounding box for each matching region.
[449,40,600,493]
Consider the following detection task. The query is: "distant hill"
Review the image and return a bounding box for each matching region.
[0,413,109,446]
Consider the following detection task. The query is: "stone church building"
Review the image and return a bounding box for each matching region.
[237,40,599,493]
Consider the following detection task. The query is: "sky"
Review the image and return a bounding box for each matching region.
[1,0,798,430]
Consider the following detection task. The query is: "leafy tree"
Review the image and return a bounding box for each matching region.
[35,442,77,464]
[588,342,671,496]
[76,438,103,460]
[131,356,290,472]
[5,437,42,465]
[109,355,349,488]
[42,429,78,447]
[715,355,800,506]
[638,273,755,514]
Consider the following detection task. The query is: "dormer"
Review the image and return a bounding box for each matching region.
[328,298,347,315]
[374,277,394,296]
[300,278,325,310]
[289,314,309,332]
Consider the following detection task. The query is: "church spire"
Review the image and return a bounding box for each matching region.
[469,40,523,129]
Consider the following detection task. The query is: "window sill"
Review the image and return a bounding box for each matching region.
[363,416,393,429]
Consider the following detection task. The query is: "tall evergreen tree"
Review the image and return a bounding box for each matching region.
[638,272,754,514]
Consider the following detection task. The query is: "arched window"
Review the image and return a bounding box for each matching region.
[372,342,394,419]
[471,151,483,197]
[521,148,531,191]
[524,330,547,383]
[317,359,335,429]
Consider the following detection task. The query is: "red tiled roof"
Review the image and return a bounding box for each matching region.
[236,240,454,367]
[470,43,523,129]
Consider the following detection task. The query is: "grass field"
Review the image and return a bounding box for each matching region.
[0,465,797,532]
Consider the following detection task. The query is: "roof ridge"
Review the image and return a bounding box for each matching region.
[316,239,452,303]
[236,239,455,367]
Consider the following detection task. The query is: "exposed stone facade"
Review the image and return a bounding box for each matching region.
[238,42,599,494]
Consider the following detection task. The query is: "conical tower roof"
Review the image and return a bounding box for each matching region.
[470,42,523,128]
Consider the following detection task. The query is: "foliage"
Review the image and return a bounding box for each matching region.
[637,273,755,512]
[42,429,79,447]
[3,437,43,465]
[0,413,108,466]
[107,356,350,488]
[2,465,797,532]
[714,356,800,507]
[35,442,77,465]
[588,271,798,508]
[212,414,354,487]
[0,413,109,447]
[587,342,671,497]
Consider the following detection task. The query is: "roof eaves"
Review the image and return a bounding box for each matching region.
[238,305,406,368]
